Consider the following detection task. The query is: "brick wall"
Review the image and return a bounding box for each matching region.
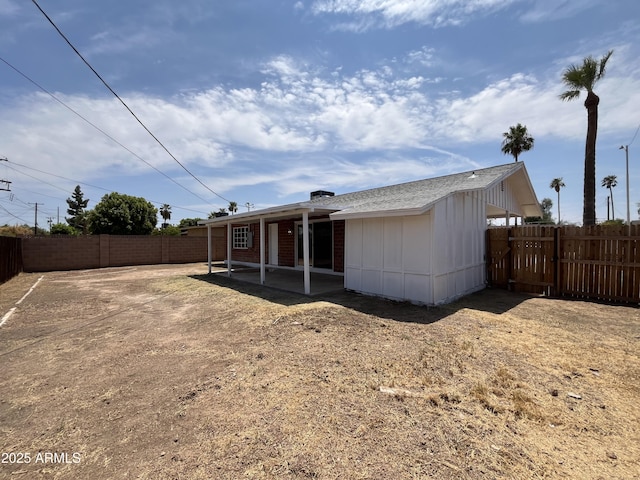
[21,235,210,272]
[278,220,295,267]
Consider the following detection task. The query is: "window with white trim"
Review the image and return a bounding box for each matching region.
[233,226,249,249]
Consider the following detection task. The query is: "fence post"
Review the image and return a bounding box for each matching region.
[553,226,560,297]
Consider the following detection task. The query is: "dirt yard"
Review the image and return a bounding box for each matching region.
[0,263,638,479]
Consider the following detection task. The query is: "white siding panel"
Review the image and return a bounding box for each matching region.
[402,214,431,273]
[362,269,382,294]
[405,273,432,304]
[346,219,363,268]
[383,217,403,271]
[345,267,362,291]
[383,271,404,299]
[344,214,434,304]
[362,219,383,269]
[431,192,488,304]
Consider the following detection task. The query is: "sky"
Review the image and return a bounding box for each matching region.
[0,0,639,229]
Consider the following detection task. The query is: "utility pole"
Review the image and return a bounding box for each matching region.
[619,145,630,235]
[0,157,11,192]
[29,202,43,236]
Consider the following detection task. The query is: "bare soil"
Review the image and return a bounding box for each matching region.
[0,263,638,479]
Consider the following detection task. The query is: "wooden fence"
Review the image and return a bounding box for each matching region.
[0,236,23,284]
[486,225,640,304]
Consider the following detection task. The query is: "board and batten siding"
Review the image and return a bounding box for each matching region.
[431,191,487,304]
[486,178,523,216]
[345,213,433,304]
[344,190,487,305]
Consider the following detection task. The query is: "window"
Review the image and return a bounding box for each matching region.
[233,226,249,249]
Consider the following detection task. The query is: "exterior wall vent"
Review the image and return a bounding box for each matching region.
[310,190,335,200]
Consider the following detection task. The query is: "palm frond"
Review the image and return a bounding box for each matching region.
[597,50,614,80]
[559,90,580,101]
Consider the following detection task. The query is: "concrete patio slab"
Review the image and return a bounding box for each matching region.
[210,266,345,296]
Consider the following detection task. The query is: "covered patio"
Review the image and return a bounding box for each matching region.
[209,264,345,296]
[203,202,344,296]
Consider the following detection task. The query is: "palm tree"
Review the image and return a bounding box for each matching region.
[228,201,238,215]
[601,175,617,220]
[550,178,565,224]
[501,123,534,162]
[160,204,171,228]
[559,50,613,226]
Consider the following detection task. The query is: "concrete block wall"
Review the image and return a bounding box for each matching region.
[21,235,209,272]
[22,236,101,272]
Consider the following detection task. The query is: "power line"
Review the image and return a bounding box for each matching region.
[0,203,30,224]
[0,55,217,208]
[628,122,640,147]
[5,161,210,216]
[30,0,233,205]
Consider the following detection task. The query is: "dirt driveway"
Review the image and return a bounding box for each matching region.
[1,263,639,479]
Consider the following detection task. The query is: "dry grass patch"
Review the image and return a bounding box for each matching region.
[0,265,638,479]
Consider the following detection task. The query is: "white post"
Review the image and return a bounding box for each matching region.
[227,222,232,277]
[260,217,265,285]
[302,211,311,294]
[207,224,212,274]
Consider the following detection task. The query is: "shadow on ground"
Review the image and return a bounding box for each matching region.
[189,272,531,326]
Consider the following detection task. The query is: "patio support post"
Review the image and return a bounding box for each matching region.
[302,211,311,294]
[505,210,510,227]
[260,217,265,285]
[207,224,212,274]
[227,221,232,277]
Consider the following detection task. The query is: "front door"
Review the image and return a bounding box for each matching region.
[297,221,332,269]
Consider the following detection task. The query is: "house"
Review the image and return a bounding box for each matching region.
[199,162,541,305]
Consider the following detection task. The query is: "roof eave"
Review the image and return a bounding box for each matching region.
[330,204,433,221]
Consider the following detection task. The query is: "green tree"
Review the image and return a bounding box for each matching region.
[601,175,617,220]
[549,178,566,225]
[501,123,534,162]
[88,192,157,235]
[209,208,228,219]
[228,201,238,215]
[178,218,203,228]
[560,50,613,226]
[65,185,89,233]
[159,204,172,230]
[50,223,77,235]
[525,198,554,224]
[152,225,181,236]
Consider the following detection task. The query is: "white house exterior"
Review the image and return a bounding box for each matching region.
[200,162,541,305]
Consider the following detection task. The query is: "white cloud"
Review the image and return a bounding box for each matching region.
[311,0,518,29]
[87,27,166,56]
[2,44,639,207]
[520,0,602,23]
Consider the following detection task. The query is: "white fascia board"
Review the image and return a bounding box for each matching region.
[198,205,340,225]
[330,205,432,221]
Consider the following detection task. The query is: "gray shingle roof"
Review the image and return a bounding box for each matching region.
[305,163,522,217]
[200,162,535,224]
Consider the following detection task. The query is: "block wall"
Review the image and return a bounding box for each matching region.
[21,235,210,272]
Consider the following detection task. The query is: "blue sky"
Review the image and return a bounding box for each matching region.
[0,0,639,228]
